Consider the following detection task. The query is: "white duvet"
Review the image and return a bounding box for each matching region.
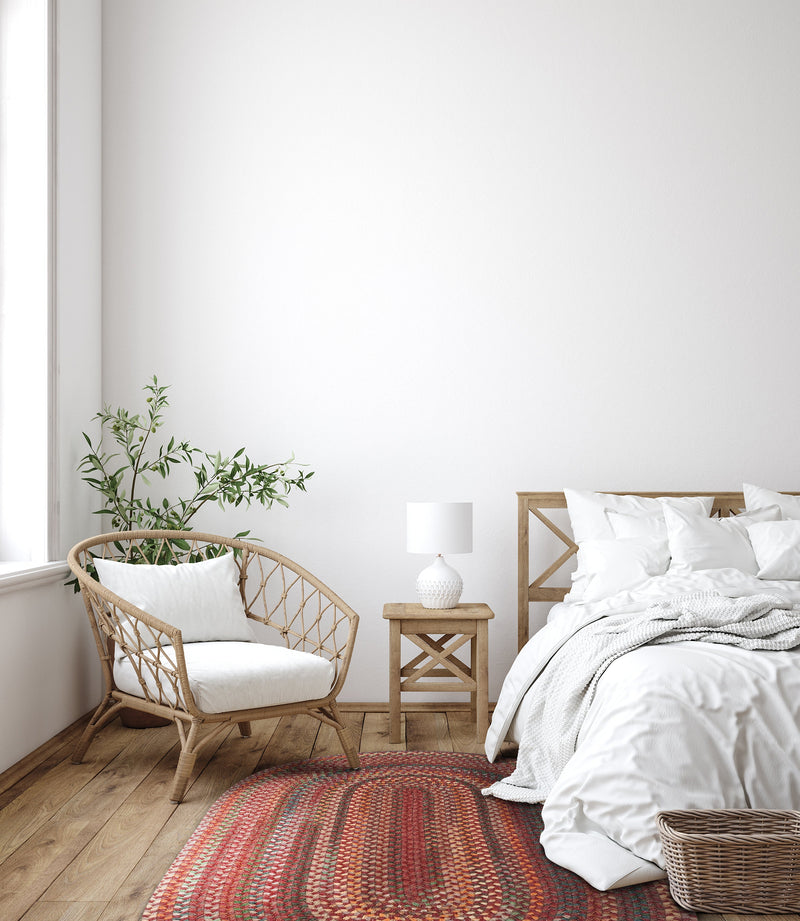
[484,568,800,891]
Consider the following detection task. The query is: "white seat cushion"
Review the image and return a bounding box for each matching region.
[114,641,336,714]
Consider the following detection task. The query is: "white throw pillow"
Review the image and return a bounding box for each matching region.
[743,483,800,520]
[94,553,255,645]
[746,519,800,580]
[564,490,713,599]
[578,538,670,603]
[664,504,781,574]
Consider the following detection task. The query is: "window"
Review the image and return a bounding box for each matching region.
[0,0,52,568]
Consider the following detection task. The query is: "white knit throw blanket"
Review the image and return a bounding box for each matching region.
[485,591,800,803]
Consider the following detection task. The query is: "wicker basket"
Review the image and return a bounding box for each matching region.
[657,809,800,914]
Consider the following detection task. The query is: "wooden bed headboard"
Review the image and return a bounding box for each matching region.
[517,491,752,652]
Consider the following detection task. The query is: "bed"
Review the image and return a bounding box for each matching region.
[484,487,800,891]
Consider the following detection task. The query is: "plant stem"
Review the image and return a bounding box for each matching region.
[128,407,158,523]
[87,441,130,529]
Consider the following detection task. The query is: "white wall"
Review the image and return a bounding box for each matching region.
[0,0,102,774]
[101,1,800,702]
[0,575,97,770]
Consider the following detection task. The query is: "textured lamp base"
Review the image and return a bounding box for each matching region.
[416,555,463,609]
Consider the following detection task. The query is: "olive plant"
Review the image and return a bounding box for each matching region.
[76,375,311,548]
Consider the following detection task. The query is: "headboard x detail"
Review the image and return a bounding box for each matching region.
[517,491,759,653]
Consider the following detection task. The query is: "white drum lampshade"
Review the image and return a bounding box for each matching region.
[407,502,473,609]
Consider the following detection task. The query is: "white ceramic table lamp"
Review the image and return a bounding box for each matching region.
[406,502,473,609]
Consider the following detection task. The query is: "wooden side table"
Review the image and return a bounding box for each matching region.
[382,602,494,744]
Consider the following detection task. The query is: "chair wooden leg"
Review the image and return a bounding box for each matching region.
[330,701,360,769]
[170,720,200,803]
[72,697,125,764]
[237,721,252,738]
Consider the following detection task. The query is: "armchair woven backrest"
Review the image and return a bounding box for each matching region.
[68,530,359,703]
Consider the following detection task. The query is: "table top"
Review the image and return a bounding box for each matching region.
[382,602,494,621]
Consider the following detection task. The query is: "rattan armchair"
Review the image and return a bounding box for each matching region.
[68,530,360,803]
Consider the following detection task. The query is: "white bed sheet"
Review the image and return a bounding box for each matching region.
[486,568,800,891]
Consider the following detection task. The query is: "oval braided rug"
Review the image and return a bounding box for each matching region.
[142,751,694,921]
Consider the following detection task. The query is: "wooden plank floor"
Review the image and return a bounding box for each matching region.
[0,709,792,921]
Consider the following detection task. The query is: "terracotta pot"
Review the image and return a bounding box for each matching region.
[120,708,171,728]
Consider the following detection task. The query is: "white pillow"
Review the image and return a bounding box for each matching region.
[564,490,713,599]
[743,483,800,520]
[607,509,669,540]
[746,519,800,580]
[577,538,670,603]
[663,504,781,574]
[94,553,255,645]
[564,489,714,543]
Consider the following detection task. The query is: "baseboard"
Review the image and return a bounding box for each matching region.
[338,701,497,713]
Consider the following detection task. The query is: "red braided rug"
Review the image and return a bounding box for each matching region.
[142,751,694,921]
